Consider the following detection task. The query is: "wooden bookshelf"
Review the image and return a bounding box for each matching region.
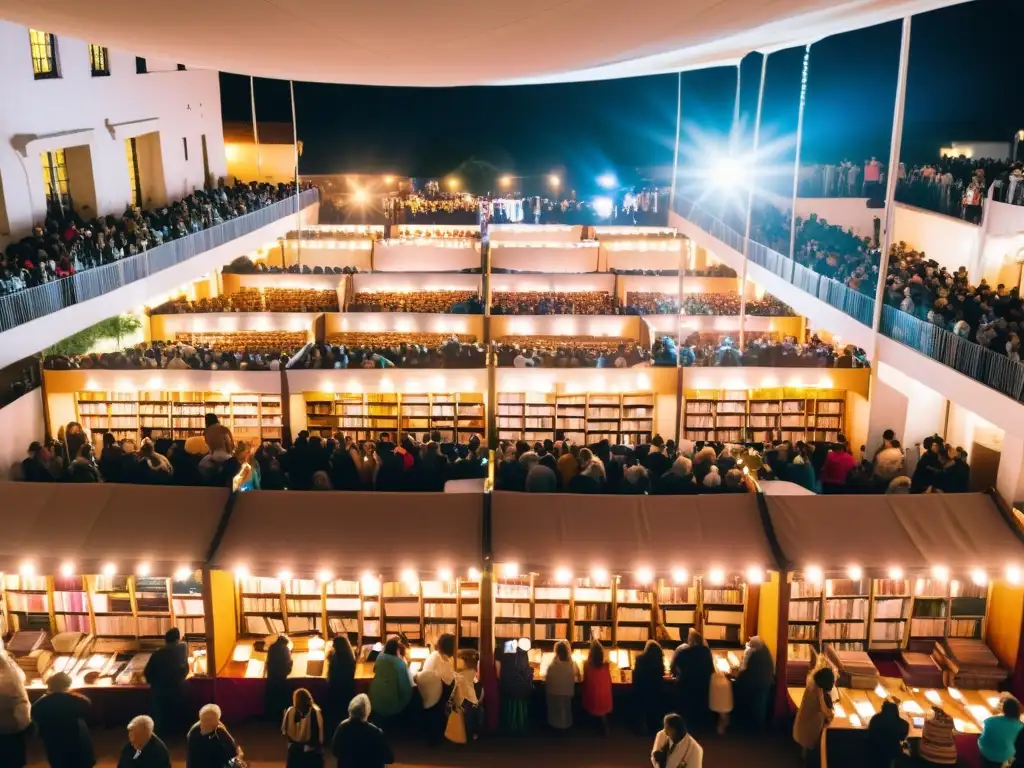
[498,393,556,443]
[76,390,283,445]
[655,579,696,649]
[868,578,911,649]
[822,578,869,651]
[683,388,847,444]
[701,576,747,649]
[305,393,483,443]
[2,574,51,633]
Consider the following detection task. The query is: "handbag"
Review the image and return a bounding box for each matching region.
[443,685,467,744]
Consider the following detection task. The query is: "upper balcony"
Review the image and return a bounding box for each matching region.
[0,189,319,368]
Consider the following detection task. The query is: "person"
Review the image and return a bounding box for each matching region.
[632,640,666,735]
[792,666,835,765]
[978,696,1023,768]
[709,656,734,735]
[912,436,945,493]
[498,637,534,734]
[266,635,294,721]
[282,688,325,768]
[670,629,713,728]
[732,636,774,732]
[582,640,613,736]
[650,713,703,768]
[545,639,578,732]
[820,441,855,491]
[186,704,238,768]
[30,672,94,768]
[331,693,394,768]
[368,636,412,723]
[116,716,171,768]
[0,637,29,768]
[918,706,957,765]
[416,633,456,745]
[143,627,188,739]
[865,699,909,768]
[327,636,357,730]
[204,412,234,455]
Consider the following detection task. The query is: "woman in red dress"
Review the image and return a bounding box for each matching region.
[581,640,613,736]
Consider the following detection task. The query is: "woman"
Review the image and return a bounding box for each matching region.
[709,657,733,735]
[330,694,393,768]
[266,635,293,721]
[820,442,855,491]
[498,637,534,735]
[327,636,356,730]
[416,633,456,745]
[918,706,957,766]
[282,688,324,768]
[232,441,260,492]
[582,640,613,736]
[545,640,579,732]
[368,636,412,723]
[186,704,238,768]
[978,696,1023,768]
[650,713,703,768]
[865,699,909,768]
[453,649,483,742]
[632,640,666,735]
[0,638,30,768]
[68,444,101,483]
[30,672,94,768]
[792,666,835,765]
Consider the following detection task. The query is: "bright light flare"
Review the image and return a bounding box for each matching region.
[554,567,572,584]
[636,566,654,584]
[593,196,613,218]
[591,567,609,585]
[596,173,617,190]
[806,566,823,584]
[548,174,560,189]
[746,566,764,585]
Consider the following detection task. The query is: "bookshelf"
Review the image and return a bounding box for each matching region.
[702,576,747,649]
[572,582,614,645]
[2,574,51,633]
[655,579,696,649]
[555,395,587,444]
[869,578,911,649]
[909,578,989,642]
[555,393,654,445]
[683,388,847,444]
[495,575,534,644]
[239,576,287,636]
[305,393,483,442]
[76,390,284,445]
[457,578,480,650]
[498,393,556,443]
[822,578,869,651]
[382,580,421,645]
[421,579,458,649]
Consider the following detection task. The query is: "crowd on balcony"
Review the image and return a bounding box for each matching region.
[222,256,360,275]
[0,182,305,298]
[296,336,485,369]
[490,291,618,315]
[150,287,339,314]
[348,291,483,313]
[43,337,304,371]
[650,334,867,368]
[608,264,738,277]
[494,337,650,368]
[622,292,794,316]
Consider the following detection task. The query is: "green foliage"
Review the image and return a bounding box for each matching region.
[43,313,144,357]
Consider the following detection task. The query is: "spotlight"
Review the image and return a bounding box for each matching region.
[277,569,292,582]
[316,569,334,584]
[554,567,572,584]
[352,188,368,204]
[499,175,513,189]
[447,178,459,191]
[591,567,609,585]
[438,567,453,582]
[136,562,151,577]
[806,566,823,584]
[1007,565,1022,585]
[888,566,904,580]
[636,566,654,584]
[971,569,987,587]
[60,562,75,578]
[709,156,743,189]
[708,568,726,586]
[847,565,863,581]
[548,174,560,189]
[593,196,613,219]
[596,173,617,190]
[500,563,520,579]
[234,564,250,580]
[746,566,765,585]
[174,567,192,582]
[671,568,689,585]
[102,562,117,577]
[932,565,949,582]
[467,567,481,581]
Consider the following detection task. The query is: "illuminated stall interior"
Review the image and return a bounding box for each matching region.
[207,492,482,680]
[490,492,780,682]
[768,493,1024,734]
[0,484,227,689]
[303,391,484,443]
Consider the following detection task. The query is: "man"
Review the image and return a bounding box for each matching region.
[116,716,170,768]
[143,628,188,738]
[21,441,55,482]
[31,672,95,768]
[331,693,394,768]
[911,435,945,493]
[203,412,234,455]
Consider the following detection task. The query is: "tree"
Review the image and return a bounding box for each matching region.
[43,313,144,357]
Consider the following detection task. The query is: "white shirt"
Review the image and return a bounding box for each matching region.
[453,667,478,706]
[651,731,703,768]
[513,354,528,368]
[416,651,455,709]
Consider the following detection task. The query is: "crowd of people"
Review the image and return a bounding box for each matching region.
[298,336,485,369]
[622,292,794,316]
[223,257,361,276]
[494,337,649,368]
[150,288,339,315]
[653,334,869,368]
[490,291,618,315]
[44,338,301,371]
[348,291,483,313]
[0,181,306,298]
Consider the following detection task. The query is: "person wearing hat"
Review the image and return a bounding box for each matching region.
[31,672,95,768]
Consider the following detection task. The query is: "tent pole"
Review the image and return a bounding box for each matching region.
[739,54,769,351]
[787,45,812,263]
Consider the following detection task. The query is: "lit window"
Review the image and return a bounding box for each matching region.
[29,29,59,79]
[125,138,142,208]
[89,44,109,76]
[41,150,71,210]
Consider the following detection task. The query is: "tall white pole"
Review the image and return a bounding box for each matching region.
[669,72,682,213]
[250,76,262,180]
[739,54,769,350]
[787,45,812,262]
[870,18,912,337]
[731,64,742,152]
[289,80,301,263]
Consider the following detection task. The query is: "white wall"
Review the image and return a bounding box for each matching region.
[0,20,227,241]
[892,203,980,274]
[795,198,880,239]
[0,389,44,479]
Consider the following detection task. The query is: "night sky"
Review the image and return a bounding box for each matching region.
[220,0,1023,192]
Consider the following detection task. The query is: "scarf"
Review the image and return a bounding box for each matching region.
[281,705,323,746]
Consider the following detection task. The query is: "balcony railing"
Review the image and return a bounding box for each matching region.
[0,189,318,332]
[674,197,876,327]
[880,305,1024,400]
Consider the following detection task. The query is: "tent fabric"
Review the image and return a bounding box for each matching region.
[765,493,1024,574]
[0,482,227,575]
[490,491,774,574]
[210,491,483,578]
[0,0,965,87]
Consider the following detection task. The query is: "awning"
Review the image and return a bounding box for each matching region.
[491,491,775,575]
[209,491,483,578]
[765,493,1024,575]
[0,483,228,576]
[0,0,966,87]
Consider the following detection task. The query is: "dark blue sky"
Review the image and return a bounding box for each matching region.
[221,0,1023,190]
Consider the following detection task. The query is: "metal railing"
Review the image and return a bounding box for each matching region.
[675,197,876,327]
[0,189,318,332]
[880,306,1024,400]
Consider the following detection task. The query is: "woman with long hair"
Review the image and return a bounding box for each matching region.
[327,635,356,730]
[545,639,579,732]
[417,633,456,745]
[282,688,324,768]
[632,640,666,735]
[581,640,613,736]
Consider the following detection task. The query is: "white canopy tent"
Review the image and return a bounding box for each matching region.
[0,0,965,86]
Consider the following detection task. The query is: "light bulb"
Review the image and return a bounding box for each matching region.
[19,561,35,578]
[277,569,292,582]
[847,565,863,581]
[174,567,192,582]
[234,564,250,580]
[806,566,823,584]
[746,566,765,585]
[438,567,453,582]
[672,568,689,585]
[500,563,519,579]
[102,562,117,577]
[554,567,572,584]
[932,565,949,582]
[136,562,151,577]
[888,566,904,580]
[970,568,987,586]
[59,562,75,578]
[362,572,380,590]
[636,566,654,584]
[316,569,334,584]
[467,567,481,581]
[401,568,418,586]
[708,568,726,586]
[591,567,609,585]
[1007,565,1022,585]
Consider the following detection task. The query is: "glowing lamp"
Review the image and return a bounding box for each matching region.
[136,562,151,577]
[806,566,823,585]
[102,563,117,578]
[174,567,192,582]
[888,566,904,580]
[277,570,292,583]
[708,568,726,586]
[438,567,453,582]
[554,567,573,584]
[467,567,481,581]
[746,566,765,585]
[847,565,863,581]
[316,570,334,584]
[352,188,368,204]
[234,565,250,580]
[308,636,325,653]
[401,569,418,588]
[932,565,949,582]
[499,175,512,188]
[970,568,987,587]
[19,561,35,578]
[59,562,75,578]
[596,173,617,190]
[591,567,609,585]
[500,563,520,579]
[1007,565,1022,585]
[672,568,689,585]
[636,566,654,584]
[548,174,560,189]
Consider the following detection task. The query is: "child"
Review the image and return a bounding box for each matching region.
[454,649,483,741]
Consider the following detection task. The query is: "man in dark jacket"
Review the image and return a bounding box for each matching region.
[143,628,188,739]
[116,716,171,768]
[733,636,776,731]
[31,673,95,768]
[911,435,944,493]
[670,630,714,727]
[265,635,293,720]
[331,693,394,768]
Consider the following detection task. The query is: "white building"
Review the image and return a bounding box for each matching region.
[0,21,227,245]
